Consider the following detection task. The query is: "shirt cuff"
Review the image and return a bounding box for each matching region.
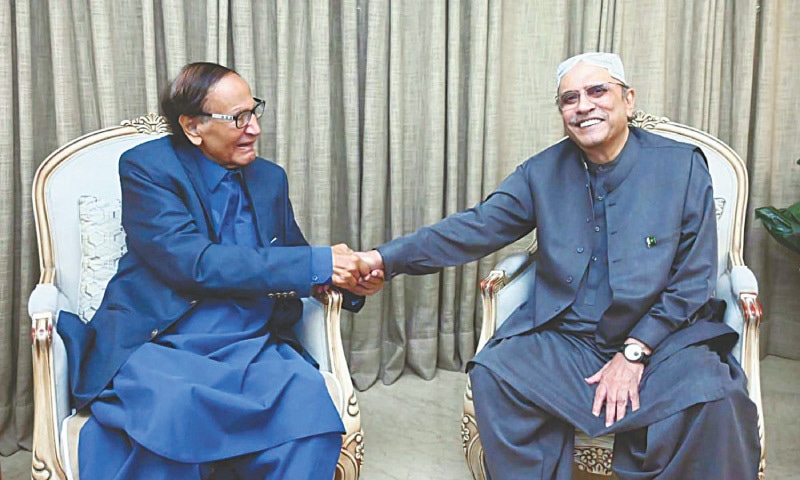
[310,246,333,285]
[628,316,673,352]
[375,245,399,279]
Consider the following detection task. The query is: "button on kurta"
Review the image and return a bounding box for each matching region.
[594,226,601,232]
[150,329,159,339]
[566,276,574,283]
[576,247,585,253]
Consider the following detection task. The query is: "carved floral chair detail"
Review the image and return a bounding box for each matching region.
[27,114,364,480]
[460,111,766,480]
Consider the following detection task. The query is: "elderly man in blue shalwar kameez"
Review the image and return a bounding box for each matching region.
[57,62,383,479]
[357,53,760,479]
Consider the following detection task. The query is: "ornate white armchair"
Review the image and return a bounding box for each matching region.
[461,111,766,480]
[27,114,364,480]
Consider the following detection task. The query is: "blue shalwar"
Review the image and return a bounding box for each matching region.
[75,159,344,479]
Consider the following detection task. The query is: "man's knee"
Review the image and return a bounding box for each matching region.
[217,433,342,479]
[303,431,343,455]
[280,432,342,470]
[707,385,759,427]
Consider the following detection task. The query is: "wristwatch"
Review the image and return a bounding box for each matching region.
[619,343,650,365]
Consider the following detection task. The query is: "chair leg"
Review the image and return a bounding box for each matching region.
[318,291,364,480]
[335,426,364,480]
[462,377,489,480]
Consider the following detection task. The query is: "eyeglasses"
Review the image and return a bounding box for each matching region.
[198,98,265,128]
[556,82,626,111]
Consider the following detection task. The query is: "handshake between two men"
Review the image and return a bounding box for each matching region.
[327,244,386,296]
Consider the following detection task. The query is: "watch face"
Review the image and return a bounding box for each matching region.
[623,344,644,362]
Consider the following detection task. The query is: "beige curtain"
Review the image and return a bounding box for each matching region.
[0,0,34,456]
[3,0,799,454]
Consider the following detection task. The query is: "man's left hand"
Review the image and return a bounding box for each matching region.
[585,351,645,427]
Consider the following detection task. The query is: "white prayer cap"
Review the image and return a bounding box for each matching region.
[556,52,627,89]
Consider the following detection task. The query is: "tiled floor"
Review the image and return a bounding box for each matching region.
[2,356,798,479]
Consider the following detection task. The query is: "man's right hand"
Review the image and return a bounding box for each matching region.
[331,243,370,290]
[355,250,384,273]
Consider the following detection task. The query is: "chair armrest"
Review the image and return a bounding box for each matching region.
[311,290,360,427]
[28,283,69,479]
[29,282,71,423]
[296,296,331,373]
[716,266,763,361]
[730,265,759,296]
[28,283,61,318]
[302,290,364,479]
[477,252,536,352]
[726,266,763,356]
[493,252,532,278]
[719,265,766,475]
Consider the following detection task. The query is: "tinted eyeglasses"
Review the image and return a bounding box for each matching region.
[198,98,265,128]
[556,82,627,111]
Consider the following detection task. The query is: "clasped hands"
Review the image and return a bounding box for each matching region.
[325,244,386,296]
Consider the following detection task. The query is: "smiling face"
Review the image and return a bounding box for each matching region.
[558,62,635,164]
[179,72,262,169]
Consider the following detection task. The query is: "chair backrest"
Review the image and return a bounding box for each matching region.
[635,113,750,360]
[32,114,170,313]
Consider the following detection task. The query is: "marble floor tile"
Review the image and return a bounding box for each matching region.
[761,356,800,480]
[358,370,472,480]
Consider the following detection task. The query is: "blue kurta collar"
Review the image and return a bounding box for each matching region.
[191,147,237,193]
[589,128,640,193]
[586,151,622,176]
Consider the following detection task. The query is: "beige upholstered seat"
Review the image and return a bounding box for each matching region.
[27,114,363,480]
[460,111,766,480]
